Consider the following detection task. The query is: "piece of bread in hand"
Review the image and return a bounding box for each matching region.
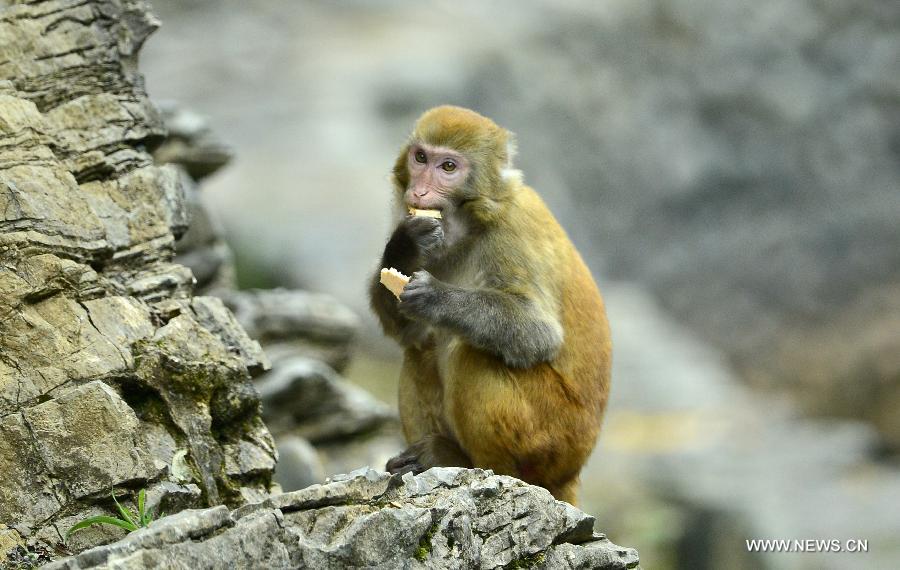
[408,207,442,219]
[380,267,410,299]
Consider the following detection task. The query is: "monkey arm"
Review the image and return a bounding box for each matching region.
[369,224,429,345]
[399,271,563,368]
[370,216,447,344]
[380,223,420,274]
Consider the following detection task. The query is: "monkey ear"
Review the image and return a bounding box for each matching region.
[501,130,523,184]
[504,130,518,169]
[392,143,411,190]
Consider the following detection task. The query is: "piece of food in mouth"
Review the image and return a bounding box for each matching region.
[380,267,410,299]
[408,207,442,219]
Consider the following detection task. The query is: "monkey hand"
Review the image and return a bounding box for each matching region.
[402,215,444,259]
[398,270,443,321]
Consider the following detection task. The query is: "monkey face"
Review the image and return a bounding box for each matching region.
[404,143,470,212]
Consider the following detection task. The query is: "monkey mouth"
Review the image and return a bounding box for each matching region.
[407,201,442,211]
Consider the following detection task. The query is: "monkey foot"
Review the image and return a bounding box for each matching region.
[385,449,426,476]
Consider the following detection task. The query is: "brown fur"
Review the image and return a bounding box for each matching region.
[374,106,611,505]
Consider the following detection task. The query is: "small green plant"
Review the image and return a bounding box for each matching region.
[414,522,439,562]
[66,489,161,539]
[504,551,546,569]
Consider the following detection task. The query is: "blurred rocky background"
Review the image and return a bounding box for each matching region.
[138,1,900,569]
[154,101,405,497]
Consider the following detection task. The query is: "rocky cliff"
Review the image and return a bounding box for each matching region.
[0,0,275,558]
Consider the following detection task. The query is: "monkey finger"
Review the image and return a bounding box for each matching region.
[404,215,441,230]
[399,283,431,301]
[399,285,424,298]
[397,290,425,309]
[404,217,444,248]
[409,270,433,283]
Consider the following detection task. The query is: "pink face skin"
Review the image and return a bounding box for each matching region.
[404,143,470,211]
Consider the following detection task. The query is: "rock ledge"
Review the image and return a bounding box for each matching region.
[47,467,640,570]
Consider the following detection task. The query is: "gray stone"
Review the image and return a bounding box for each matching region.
[172,173,237,293]
[153,101,234,181]
[540,538,644,570]
[224,288,359,345]
[23,381,159,499]
[273,435,326,492]
[46,468,640,569]
[189,296,269,374]
[0,414,62,530]
[255,356,395,442]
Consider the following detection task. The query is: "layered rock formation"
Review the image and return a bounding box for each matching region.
[0,0,275,558]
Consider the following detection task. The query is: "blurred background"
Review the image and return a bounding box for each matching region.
[140,1,900,568]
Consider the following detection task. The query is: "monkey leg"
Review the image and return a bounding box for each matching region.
[386,433,472,475]
[396,346,444,443]
[545,478,580,507]
[387,346,472,474]
[444,344,599,506]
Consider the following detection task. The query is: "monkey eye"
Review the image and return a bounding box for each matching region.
[414,150,427,164]
[440,160,457,172]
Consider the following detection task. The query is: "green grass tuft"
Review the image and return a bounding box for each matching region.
[66,489,160,540]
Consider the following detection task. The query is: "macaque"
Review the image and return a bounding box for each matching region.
[369,106,611,505]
